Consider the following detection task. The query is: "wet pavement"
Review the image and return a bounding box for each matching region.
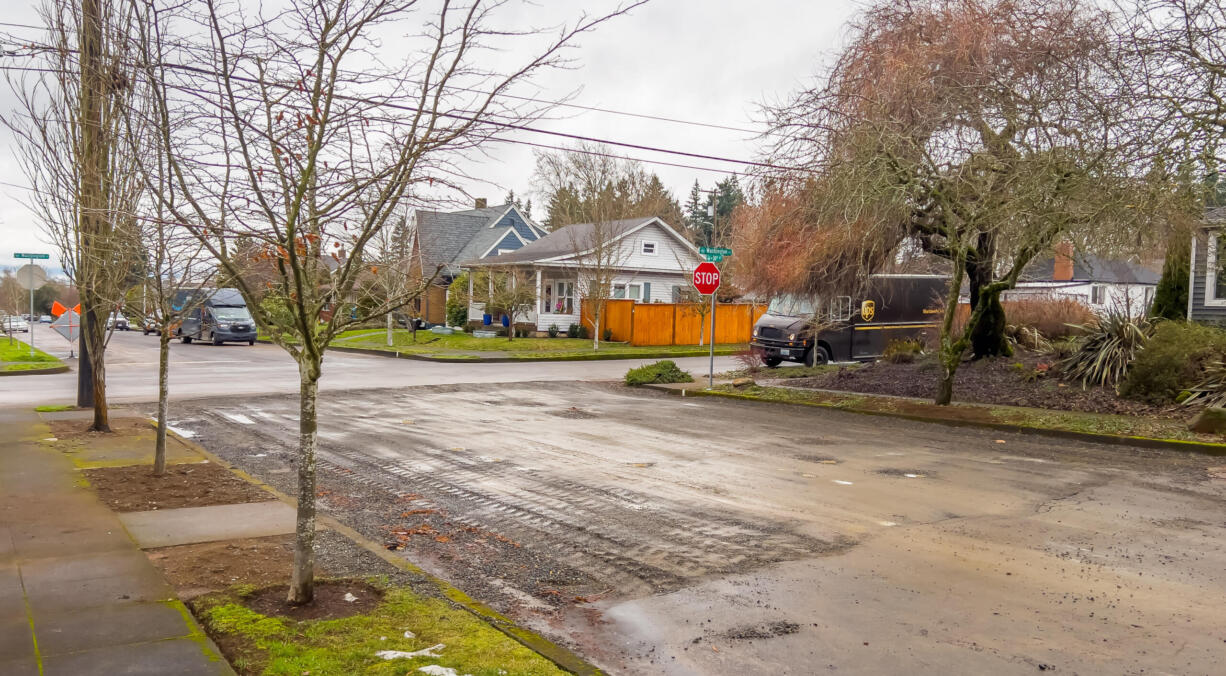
[165,381,1226,675]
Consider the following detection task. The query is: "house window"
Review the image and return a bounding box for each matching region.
[613,283,642,300]
[830,296,852,322]
[545,281,575,314]
[641,241,658,256]
[496,249,514,255]
[1090,285,1106,305]
[1207,233,1226,306]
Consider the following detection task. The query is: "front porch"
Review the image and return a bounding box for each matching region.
[466,268,580,333]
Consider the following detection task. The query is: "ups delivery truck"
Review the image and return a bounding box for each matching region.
[751,274,947,367]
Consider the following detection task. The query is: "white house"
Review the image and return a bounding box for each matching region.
[461,216,705,334]
[1006,243,1159,316]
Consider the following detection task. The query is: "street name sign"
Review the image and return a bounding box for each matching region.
[703,253,723,263]
[13,252,50,260]
[698,246,732,256]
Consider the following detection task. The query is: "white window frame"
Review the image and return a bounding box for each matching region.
[1206,232,1226,307]
[544,280,576,315]
[641,240,658,256]
[613,282,642,300]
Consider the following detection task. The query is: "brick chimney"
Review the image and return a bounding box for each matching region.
[1053,241,1074,281]
[474,198,487,209]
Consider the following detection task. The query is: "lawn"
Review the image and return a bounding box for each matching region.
[0,337,64,371]
[195,583,566,676]
[334,328,745,360]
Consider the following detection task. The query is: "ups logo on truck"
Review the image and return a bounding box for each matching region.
[861,300,876,321]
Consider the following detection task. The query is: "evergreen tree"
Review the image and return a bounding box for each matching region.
[684,180,705,242]
[1150,230,1190,320]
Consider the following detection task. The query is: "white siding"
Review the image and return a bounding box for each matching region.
[1006,282,1154,317]
[610,271,692,302]
[618,222,703,270]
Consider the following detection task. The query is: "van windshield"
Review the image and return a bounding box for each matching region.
[211,306,252,321]
[767,295,817,317]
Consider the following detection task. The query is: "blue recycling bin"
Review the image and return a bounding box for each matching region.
[501,315,510,328]
[482,313,491,326]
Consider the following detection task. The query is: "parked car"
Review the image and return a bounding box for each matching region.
[752,274,948,367]
[106,313,130,331]
[2,316,30,333]
[38,315,52,323]
[142,315,163,335]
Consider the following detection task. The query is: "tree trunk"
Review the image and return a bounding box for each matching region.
[592,310,600,351]
[153,323,170,476]
[698,305,705,346]
[287,358,321,605]
[386,311,393,347]
[935,348,959,405]
[77,310,94,409]
[82,302,110,432]
[966,233,1011,359]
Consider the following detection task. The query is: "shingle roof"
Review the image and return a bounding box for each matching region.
[1021,253,1160,285]
[415,204,536,275]
[1207,206,1226,224]
[462,217,657,266]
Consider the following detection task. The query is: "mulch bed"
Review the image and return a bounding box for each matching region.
[84,461,272,512]
[49,417,152,440]
[244,579,382,621]
[785,352,1180,419]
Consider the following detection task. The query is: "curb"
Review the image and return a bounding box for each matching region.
[643,384,1226,457]
[260,338,740,363]
[0,364,70,376]
[162,424,603,676]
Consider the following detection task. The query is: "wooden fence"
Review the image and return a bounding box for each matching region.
[581,299,765,346]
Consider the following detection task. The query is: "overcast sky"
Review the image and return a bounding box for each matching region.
[0,0,858,274]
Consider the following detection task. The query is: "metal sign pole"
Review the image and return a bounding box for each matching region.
[708,292,716,388]
[29,284,34,356]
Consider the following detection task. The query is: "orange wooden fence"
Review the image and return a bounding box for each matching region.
[581,300,765,346]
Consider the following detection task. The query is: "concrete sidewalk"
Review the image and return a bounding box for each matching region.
[0,408,234,676]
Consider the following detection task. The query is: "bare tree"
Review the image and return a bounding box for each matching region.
[483,268,536,341]
[4,0,145,431]
[748,0,1172,404]
[132,0,640,604]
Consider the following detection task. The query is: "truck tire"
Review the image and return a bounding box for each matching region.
[210,331,223,346]
[764,357,783,368]
[804,345,830,367]
[248,339,255,345]
[181,333,192,344]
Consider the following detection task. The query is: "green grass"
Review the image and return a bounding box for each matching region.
[334,328,745,360]
[719,364,845,380]
[195,583,566,676]
[34,404,75,412]
[0,338,62,365]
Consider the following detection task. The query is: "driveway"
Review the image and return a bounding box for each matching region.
[0,329,744,407]
[169,381,1226,675]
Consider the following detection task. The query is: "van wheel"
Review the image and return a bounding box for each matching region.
[804,345,830,367]
[248,339,255,346]
[764,357,783,368]
[210,331,223,346]
[181,333,192,344]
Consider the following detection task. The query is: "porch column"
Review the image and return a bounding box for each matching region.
[535,268,542,317]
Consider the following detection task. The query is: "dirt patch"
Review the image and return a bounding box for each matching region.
[548,406,597,419]
[84,461,271,511]
[875,468,930,478]
[788,352,1178,418]
[148,535,298,599]
[244,579,383,621]
[49,416,152,440]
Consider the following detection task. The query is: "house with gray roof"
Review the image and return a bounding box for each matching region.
[1188,206,1226,323]
[461,216,704,334]
[1005,242,1160,316]
[409,199,547,324]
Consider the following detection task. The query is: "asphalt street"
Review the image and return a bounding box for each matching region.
[171,380,1226,676]
[0,329,743,407]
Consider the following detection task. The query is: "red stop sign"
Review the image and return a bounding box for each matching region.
[692,262,721,295]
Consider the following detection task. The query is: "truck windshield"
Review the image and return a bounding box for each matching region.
[767,295,816,317]
[211,306,252,321]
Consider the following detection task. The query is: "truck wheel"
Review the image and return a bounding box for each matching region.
[804,345,830,367]
[764,357,783,368]
[210,331,223,346]
[248,339,255,346]
[181,333,192,344]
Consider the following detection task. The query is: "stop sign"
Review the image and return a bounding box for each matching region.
[692,262,721,295]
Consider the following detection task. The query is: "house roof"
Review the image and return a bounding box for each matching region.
[461,216,663,266]
[1207,206,1226,224]
[414,204,539,276]
[1021,253,1160,285]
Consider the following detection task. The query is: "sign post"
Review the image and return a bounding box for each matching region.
[692,261,722,389]
[14,254,49,357]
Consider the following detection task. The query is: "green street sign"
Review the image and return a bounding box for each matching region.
[704,253,724,263]
[13,252,49,260]
[699,246,732,256]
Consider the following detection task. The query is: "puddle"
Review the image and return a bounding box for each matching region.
[875,468,929,478]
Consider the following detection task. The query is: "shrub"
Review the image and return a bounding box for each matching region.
[548,324,559,338]
[1182,360,1226,408]
[1003,296,1096,341]
[566,323,579,338]
[576,324,589,340]
[1044,337,1080,360]
[1120,321,1226,403]
[882,338,923,363]
[1062,311,1152,389]
[734,348,766,374]
[446,273,470,327]
[624,360,694,386]
[603,328,613,342]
